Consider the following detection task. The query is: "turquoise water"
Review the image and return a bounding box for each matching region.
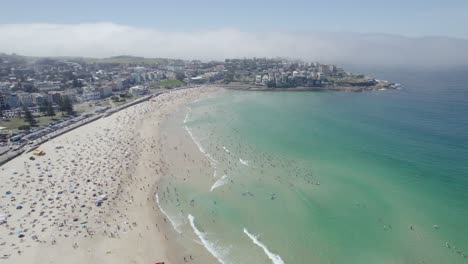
[159,68,468,263]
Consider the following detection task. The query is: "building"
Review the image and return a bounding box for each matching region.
[48,91,76,104]
[2,106,40,118]
[98,86,112,98]
[255,75,262,84]
[81,86,101,101]
[189,76,205,84]
[0,93,6,109]
[114,78,126,91]
[0,82,10,92]
[131,73,142,84]
[36,81,61,92]
[129,85,148,96]
[31,93,47,105]
[48,91,63,104]
[17,92,34,107]
[6,94,21,109]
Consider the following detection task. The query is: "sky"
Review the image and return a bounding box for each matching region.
[1,0,468,38]
[0,0,468,66]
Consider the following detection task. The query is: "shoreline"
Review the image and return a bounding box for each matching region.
[155,89,225,264]
[0,86,220,263]
[221,83,399,92]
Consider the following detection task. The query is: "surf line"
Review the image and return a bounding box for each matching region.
[183,107,191,124]
[184,125,218,178]
[155,193,182,234]
[188,214,228,264]
[243,228,285,264]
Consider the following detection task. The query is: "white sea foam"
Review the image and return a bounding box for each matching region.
[243,228,285,264]
[206,153,218,164]
[185,125,205,154]
[183,108,191,124]
[184,125,218,179]
[239,158,249,166]
[210,175,229,192]
[155,193,182,233]
[188,214,228,264]
[184,125,217,164]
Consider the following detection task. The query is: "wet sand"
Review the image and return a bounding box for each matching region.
[0,87,220,264]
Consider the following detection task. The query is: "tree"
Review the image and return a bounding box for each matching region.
[46,102,55,116]
[175,71,186,82]
[59,96,74,115]
[39,101,48,114]
[23,107,36,126]
[39,101,55,116]
[224,71,235,84]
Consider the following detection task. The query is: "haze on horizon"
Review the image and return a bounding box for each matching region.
[1,0,468,67]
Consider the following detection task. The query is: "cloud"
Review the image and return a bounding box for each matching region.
[0,22,467,66]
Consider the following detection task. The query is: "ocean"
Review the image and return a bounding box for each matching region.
[157,67,468,263]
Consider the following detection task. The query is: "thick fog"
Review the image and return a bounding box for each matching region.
[1,23,467,66]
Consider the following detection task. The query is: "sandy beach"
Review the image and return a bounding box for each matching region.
[0,87,220,264]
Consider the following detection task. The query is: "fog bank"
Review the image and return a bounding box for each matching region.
[1,23,467,66]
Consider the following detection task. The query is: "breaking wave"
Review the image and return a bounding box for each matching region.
[188,214,229,264]
[184,125,206,155]
[155,193,182,234]
[223,146,230,153]
[243,228,285,264]
[183,108,191,124]
[210,175,229,192]
[184,125,218,178]
[239,158,249,166]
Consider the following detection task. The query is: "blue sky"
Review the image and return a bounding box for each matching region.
[1,0,468,38]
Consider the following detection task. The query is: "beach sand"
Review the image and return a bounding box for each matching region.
[0,87,220,264]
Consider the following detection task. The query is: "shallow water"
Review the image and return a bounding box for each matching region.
[158,68,468,263]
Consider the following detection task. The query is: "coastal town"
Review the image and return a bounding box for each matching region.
[0,54,398,161]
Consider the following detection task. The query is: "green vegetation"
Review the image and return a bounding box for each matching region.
[106,96,128,107]
[148,87,164,94]
[1,53,187,67]
[0,117,27,130]
[81,56,185,66]
[0,113,66,131]
[150,79,184,88]
[327,74,376,86]
[376,81,390,87]
[175,72,186,81]
[58,96,74,115]
[37,113,66,126]
[39,101,56,116]
[23,108,36,126]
